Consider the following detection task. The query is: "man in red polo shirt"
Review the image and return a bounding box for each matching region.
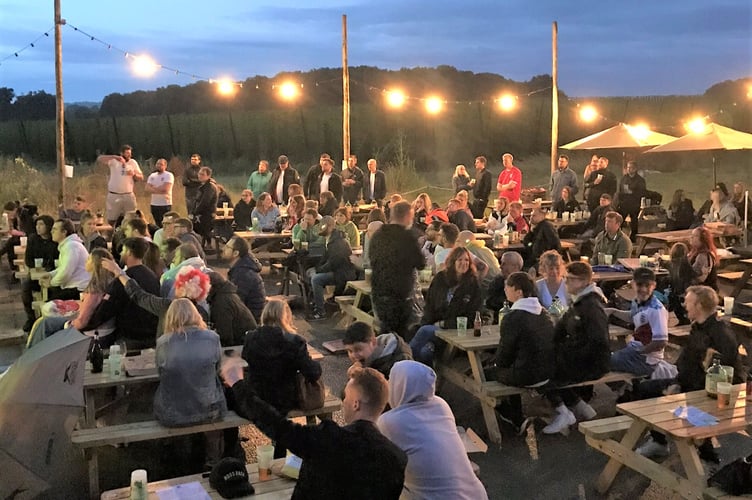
[496,153,521,202]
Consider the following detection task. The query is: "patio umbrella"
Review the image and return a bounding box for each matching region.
[646,122,752,185]
[0,328,90,498]
[561,123,677,150]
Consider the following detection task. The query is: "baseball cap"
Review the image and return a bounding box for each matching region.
[319,215,335,235]
[209,458,255,498]
[278,155,289,165]
[632,267,656,283]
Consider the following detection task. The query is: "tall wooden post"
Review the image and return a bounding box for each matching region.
[550,21,558,175]
[342,14,350,169]
[55,0,66,204]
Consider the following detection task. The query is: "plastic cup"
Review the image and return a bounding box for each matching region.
[301,241,309,251]
[724,297,735,316]
[34,258,43,269]
[222,202,229,210]
[364,268,373,284]
[293,239,301,250]
[252,217,259,228]
[639,255,648,267]
[580,256,589,263]
[257,444,275,481]
[604,254,613,265]
[130,469,148,500]
[19,236,27,247]
[456,317,468,337]
[716,382,732,409]
[502,234,510,246]
[420,269,432,284]
[511,231,519,243]
[562,212,570,222]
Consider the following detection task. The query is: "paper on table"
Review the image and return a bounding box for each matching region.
[156,481,212,500]
[673,405,719,426]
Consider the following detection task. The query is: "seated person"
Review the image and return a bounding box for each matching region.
[505,201,529,234]
[284,194,306,232]
[58,194,89,223]
[43,219,90,301]
[307,216,357,320]
[318,191,339,217]
[362,221,383,270]
[485,251,524,315]
[704,183,740,225]
[206,271,257,346]
[224,236,266,321]
[78,212,108,253]
[606,268,670,378]
[344,321,412,380]
[153,211,180,252]
[334,206,360,248]
[446,198,476,233]
[0,201,27,273]
[172,217,205,261]
[21,215,58,331]
[489,272,555,432]
[434,223,460,270]
[590,211,632,265]
[667,189,695,230]
[383,194,403,221]
[410,247,481,366]
[580,193,612,238]
[154,298,227,427]
[485,197,509,234]
[160,242,209,298]
[522,208,560,269]
[543,261,610,435]
[457,230,500,292]
[233,189,256,229]
[535,250,568,309]
[292,208,326,248]
[552,186,580,217]
[221,364,407,499]
[378,361,488,500]
[666,242,695,325]
[688,226,718,289]
[287,183,304,200]
[161,237,182,272]
[251,192,280,231]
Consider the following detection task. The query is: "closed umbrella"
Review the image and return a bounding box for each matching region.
[0,328,91,498]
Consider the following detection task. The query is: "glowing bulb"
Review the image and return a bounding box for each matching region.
[130,54,159,77]
[425,96,443,114]
[579,105,598,122]
[686,117,707,134]
[279,82,299,101]
[216,78,237,96]
[386,90,406,108]
[498,94,517,111]
[627,123,651,141]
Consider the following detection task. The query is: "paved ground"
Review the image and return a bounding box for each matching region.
[3,258,752,499]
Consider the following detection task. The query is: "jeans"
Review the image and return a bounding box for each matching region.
[307,268,335,313]
[151,204,171,228]
[409,325,438,366]
[610,342,655,377]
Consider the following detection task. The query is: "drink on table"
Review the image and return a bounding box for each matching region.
[473,311,482,337]
[90,333,104,374]
[705,355,727,399]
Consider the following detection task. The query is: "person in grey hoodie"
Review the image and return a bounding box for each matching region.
[378,361,488,500]
[343,322,412,380]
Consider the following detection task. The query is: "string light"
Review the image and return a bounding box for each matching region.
[385,89,406,108]
[278,81,300,101]
[579,105,598,122]
[215,78,238,96]
[0,27,54,66]
[497,94,517,111]
[626,123,651,140]
[424,96,443,114]
[129,54,160,77]
[686,117,708,134]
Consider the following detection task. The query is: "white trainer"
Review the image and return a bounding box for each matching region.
[542,406,576,435]
[636,437,670,458]
[572,400,597,421]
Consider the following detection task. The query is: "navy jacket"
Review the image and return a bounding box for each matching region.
[228,254,266,320]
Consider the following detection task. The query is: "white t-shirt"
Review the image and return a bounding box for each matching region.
[147,171,174,206]
[108,158,142,194]
[276,170,285,202]
[320,172,331,195]
[369,172,376,198]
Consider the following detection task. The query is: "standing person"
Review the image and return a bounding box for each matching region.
[591,211,632,264]
[452,164,472,194]
[224,236,266,321]
[363,158,387,205]
[42,219,90,301]
[246,160,272,201]
[585,156,617,212]
[146,158,174,228]
[268,155,300,205]
[191,167,218,251]
[183,153,202,216]
[550,154,578,204]
[378,361,489,500]
[221,364,407,500]
[313,157,343,202]
[370,201,425,338]
[582,154,599,202]
[98,144,144,226]
[470,155,493,219]
[496,153,522,203]
[667,189,695,230]
[342,154,364,205]
[614,160,646,241]
[21,215,58,331]
[303,153,329,199]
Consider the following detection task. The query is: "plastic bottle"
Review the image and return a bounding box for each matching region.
[109,344,122,378]
[548,296,565,321]
[705,356,727,399]
[473,311,482,337]
[498,301,512,327]
[90,333,104,374]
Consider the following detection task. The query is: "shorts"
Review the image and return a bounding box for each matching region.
[106,192,137,221]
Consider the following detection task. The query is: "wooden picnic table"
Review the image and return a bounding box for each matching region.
[101,458,294,499]
[634,226,742,256]
[234,230,292,241]
[588,384,752,499]
[730,258,752,299]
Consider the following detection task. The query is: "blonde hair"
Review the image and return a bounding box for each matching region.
[453,164,467,177]
[260,298,297,333]
[163,298,206,335]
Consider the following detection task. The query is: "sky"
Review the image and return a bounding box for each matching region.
[0,0,750,103]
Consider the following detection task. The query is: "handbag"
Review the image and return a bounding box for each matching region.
[708,454,752,495]
[296,372,325,411]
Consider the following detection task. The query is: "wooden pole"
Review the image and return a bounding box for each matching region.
[55,0,66,205]
[550,21,558,175]
[342,14,350,169]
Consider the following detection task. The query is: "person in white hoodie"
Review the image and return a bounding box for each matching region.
[378,360,488,500]
[42,219,90,300]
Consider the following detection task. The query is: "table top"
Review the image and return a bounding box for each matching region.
[101,459,294,499]
[235,231,292,240]
[639,226,742,243]
[617,384,752,441]
[346,279,431,294]
[740,259,752,266]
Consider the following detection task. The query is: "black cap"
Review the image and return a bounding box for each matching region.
[209,458,255,498]
[632,267,656,283]
[278,155,289,165]
[714,182,728,197]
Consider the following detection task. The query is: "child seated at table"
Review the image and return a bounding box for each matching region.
[344,321,412,380]
[233,190,256,230]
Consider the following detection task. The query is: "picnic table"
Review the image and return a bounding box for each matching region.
[585,384,752,499]
[634,226,742,256]
[729,259,752,299]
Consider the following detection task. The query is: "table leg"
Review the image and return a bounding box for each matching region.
[595,420,647,493]
[468,351,502,445]
[84,389,96,429]
[674,439,705,489]
[634,237,647,257]
[353,290,364,310]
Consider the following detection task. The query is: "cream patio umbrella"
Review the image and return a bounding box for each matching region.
[561,123,677,150]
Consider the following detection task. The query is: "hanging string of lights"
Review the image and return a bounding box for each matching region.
[0,27,54,66]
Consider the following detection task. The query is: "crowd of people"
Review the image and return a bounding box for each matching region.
[3,145,750,497]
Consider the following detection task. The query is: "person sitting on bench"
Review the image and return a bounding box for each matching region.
[344,321,412,380]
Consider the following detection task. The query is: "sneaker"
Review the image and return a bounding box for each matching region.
[22,318,35,333]
[636,437,670,458]
[309,310,327,321]
[698,440,720,464]
[572,400,597,421]
[542,406,576,435]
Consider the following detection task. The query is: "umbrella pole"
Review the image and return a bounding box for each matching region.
[745,190,749,248]
[712,156,717,186]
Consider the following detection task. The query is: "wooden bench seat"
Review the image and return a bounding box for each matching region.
[719,272,752,287]
[335,295,378,328]
[482,371,640,399]
[703,486,752,499]
[255,251,290,261]
[578,415,634,441]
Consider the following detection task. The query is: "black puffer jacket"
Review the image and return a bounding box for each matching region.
[421,270,481,328]
[495,298,555,386]
[676,315,744,391]
[370,224,424,298]
[241,325,322,414]
[315,229,357,292]
[228,254,266,320]
[207,273,257,346]
[553,285,610,383]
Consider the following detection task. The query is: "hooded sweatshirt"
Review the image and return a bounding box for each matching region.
[228,253,266,320]
[49,233,90,290]
[365,333,413,379]
[378,361,488,500]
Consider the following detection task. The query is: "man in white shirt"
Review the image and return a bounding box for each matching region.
[145,158,174,227]
[97,144,144,226]
[41,219,90,300]
[318,157,342,202]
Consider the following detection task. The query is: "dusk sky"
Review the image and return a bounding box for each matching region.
[0,0,750,103]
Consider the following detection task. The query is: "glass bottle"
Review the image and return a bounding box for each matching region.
[548,295,565,321]
[473,311,482,337]
[90,332,104,374]
[705,356,727,399]
[498,301,512,327]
